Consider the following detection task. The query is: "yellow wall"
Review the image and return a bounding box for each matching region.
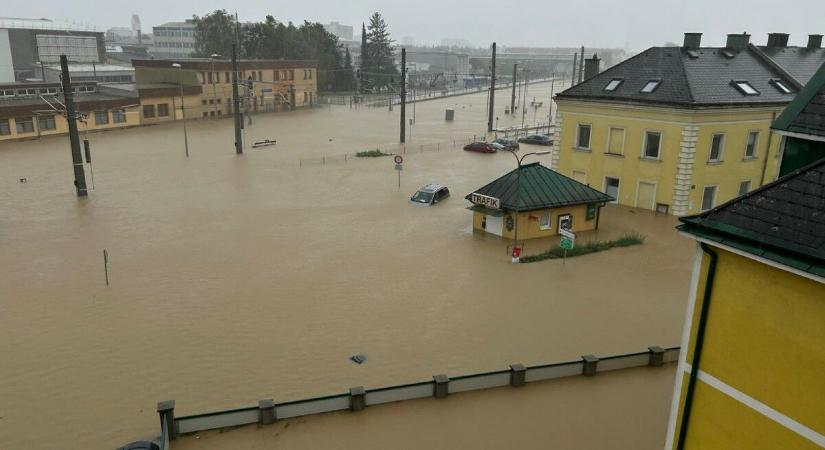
[554,100,783,215]
[0,106,141,142]
[671,247,825,448]
[472,203,599,240]
[140,94,202,124]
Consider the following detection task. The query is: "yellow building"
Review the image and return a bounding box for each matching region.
[665,159,825,449]
[465,162,612,240]
[553,32,825,216]
[0,81,140,142]
[132,58,318,122]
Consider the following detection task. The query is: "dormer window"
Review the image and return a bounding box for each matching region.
[640,80,661,93]
[732,80,759,96]
[604,79,623,91]
[770,79,792,94]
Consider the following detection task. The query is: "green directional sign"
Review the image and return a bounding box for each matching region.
[560,236,575,250]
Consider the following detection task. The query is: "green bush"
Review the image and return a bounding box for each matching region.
[355,149,391,157]
[520,232,645,263]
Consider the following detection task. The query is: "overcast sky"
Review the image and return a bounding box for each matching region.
[6,0,825,51]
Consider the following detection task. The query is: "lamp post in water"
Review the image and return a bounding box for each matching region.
[172,63,189,158]
[506,149,551,260]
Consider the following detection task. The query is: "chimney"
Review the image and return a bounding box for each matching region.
[683,33,702,50]
[766,33,790,47]
[808,34,823,49]
[726,33,751,51]
[584,54,601,80]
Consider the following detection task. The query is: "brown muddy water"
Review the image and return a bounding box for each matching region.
[0,83,693,449]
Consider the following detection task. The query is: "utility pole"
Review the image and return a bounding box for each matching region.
[571,53,577,86]
[60,55,88,197]
[487,42,496,132]
[510,63,517,114]
[521,69,529,129]
[232,44,243,154]
[400,47,406,143]
[579,46,585,83]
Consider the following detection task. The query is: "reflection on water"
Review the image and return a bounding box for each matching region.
[0,85,692,449]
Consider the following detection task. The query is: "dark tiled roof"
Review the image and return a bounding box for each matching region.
[465,162,613,212]
[758,46,825,85]
[772,61,825,138]
[678,159,825,277]
[556,45,816,107]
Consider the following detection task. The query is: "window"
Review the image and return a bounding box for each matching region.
[558,214,573,231]
[216,99,221,104]
[745,131,759,159]
[112,109,127,123]
[656,203,669,214]
[200,72,206,84]
[38,115,56,131]
[641,80,661,93]
[95,111,109,125]
[15,117,34,133]
[208,99,214,105]
[539,213,551,230]
[274,71,280,81]
[732,80,758,95]
[282,70,287,80]
[251,71,256,81]
[225,72,230,83]
[604,177,620,202]
[157,104,169,117]
[576,124,591,149]
[304,92,308,102]
[643,131,661,159]
[143,105,155,118]
[203,112,208,118]
[289,70,294,80]
[0,118,10,135]
[258,71,262,81]
[607,127,625,155]
[201,99,207,105]
[1,89,14,97]
[207,72,212,84]
[709,133,725,162]
[770,79,792,94]
[701,186,717,211]
[604,78,623,91]
[304,69,308,80]
[308,69,312,80]
[738,181,751,196]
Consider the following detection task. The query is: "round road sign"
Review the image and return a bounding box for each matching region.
[394,155,403,164]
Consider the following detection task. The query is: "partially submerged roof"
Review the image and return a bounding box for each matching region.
[772,61,825,139]
[465,162,613,212]
[556,44,825,107]
[678,159,825,278]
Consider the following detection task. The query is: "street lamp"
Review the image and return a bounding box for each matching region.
[172,63,189,158]
[506,149,551,254]
[210,53,222,119]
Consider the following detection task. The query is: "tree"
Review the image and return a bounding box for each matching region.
[362,12,398,91]
[341,48,355,91]
[192,10,237,58]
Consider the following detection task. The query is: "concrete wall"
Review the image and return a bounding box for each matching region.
[667,246,825,449]
[554,100,783,215]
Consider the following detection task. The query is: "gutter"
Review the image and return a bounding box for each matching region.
[676,242,718,450]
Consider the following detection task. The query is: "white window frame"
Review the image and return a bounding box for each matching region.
[642,130,662,160]
[733,80,759,95]
[539,213,551,230]
[604,78,623,91]
[709,133,725,162]
[701,185,717,212]
[606,126,625,155]
[738,180,751,196]
[641,80,661,93]
[604,176,620,204]
[744,131,759,159]
[576,123,592,150]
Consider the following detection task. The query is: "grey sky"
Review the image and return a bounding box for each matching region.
[6,0,825,50]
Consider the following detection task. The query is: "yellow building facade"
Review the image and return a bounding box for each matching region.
[667,159,825,449]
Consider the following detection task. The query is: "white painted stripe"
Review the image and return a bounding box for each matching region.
[683,365,825,447]
[683,235,825,285]
[664,244,704,449]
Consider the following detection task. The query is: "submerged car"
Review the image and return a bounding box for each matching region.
[410,184,450,206]
[492,138,519,151]
[517,134,553,146]
[463,141,496,153]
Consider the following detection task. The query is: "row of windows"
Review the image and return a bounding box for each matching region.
[199,69,308,84]
[0,110,127,135]
[0,86,95,98]
[156,41,194,48]
[143,104,170,118]
[575,124,761,162]
[602,78,793,96]
[154,30,195,38]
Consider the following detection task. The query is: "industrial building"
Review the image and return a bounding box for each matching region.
[151,21,196,59]
[0,17,105,83]
[323,22,353,41]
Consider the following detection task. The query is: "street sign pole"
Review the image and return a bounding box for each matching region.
[394,155,403,190]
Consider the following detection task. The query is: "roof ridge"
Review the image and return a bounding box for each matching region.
[675,49,695,103]
[747,43,803,89]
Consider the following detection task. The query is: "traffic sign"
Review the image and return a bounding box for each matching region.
[559,228,576,239]
[395,163,403,171]
[560,236,574,250]
[394,155,403,164]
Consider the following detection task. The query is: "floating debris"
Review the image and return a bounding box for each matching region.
[19,178,27,183]
[252,139,276,148]
[350,354,366,364]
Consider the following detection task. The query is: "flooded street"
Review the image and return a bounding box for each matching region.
[0,83,693,449]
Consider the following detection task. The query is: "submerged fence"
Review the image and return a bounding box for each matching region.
[154,346,679,448]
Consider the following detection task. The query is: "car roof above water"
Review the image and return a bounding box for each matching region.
[419,183,447,193]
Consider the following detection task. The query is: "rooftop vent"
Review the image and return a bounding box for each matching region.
[808,34,823,49]
[767,33,790,48]
[683,33,702,50]
[726,33,751,52]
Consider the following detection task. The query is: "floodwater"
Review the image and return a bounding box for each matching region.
[174,365,678,450]
[0,83,693,450]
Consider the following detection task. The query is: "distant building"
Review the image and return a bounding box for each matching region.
[440,38,472,48]
[41,64,134,83]
[151,21,196,59]
[465,162,612,240]
[323,22,353,41]
[771,57,825,176]
[0,81,140,141]
[0,17,105,82]
[667,158,825,449]
[401,36,415,47]
[132,58,318,122]
[553,32,825,216]
[403,50,469,75]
